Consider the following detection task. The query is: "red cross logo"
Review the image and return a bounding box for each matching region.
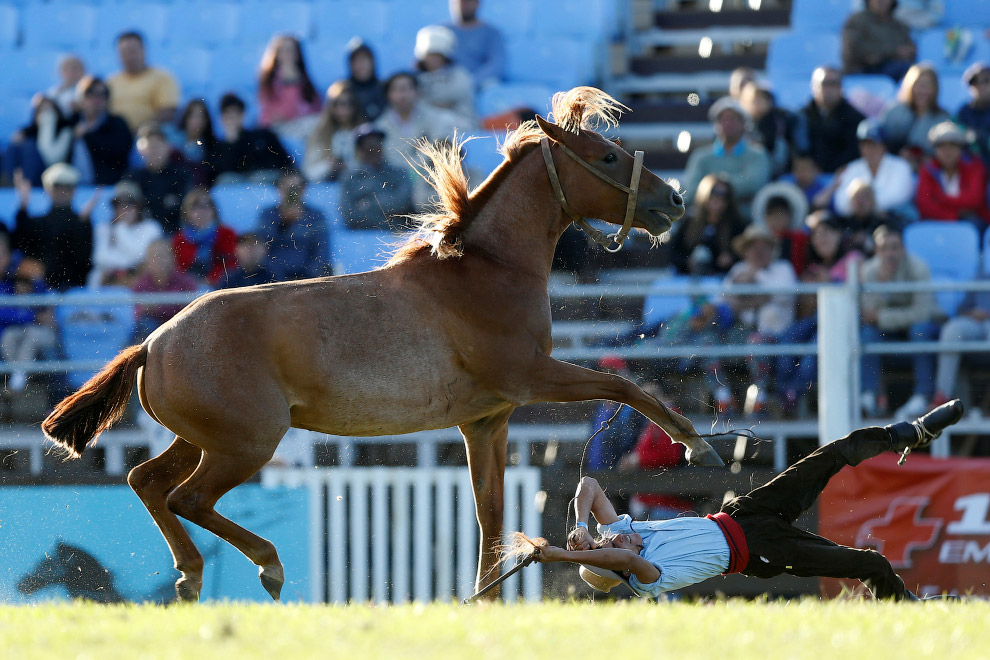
[855,497,942,569]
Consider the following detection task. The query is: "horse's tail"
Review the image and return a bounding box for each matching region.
[42,344,148,459]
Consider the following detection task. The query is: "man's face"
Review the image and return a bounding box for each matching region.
[858,139,886,165]
[850,187,876,216]
[221,108,245,137]
[357,135,385,165]
[876,233,904,270]
[80,82,109,116]
[744,239,774,269]
[279,174,305,204]
[387,76,417,113]
[934,142,962,171]
[969,72,990,104]
[812,68,843,110]
[867,0,893,16]
[602,533,644,554]
[137,135,169,170]
[49,183,75,207]
[715,110,745,143]
[451,0,479,23]
[117,37,145,73]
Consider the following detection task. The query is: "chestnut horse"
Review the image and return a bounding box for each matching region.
[42,87,722,603]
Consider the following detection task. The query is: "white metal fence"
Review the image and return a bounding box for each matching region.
[260,466,543,604]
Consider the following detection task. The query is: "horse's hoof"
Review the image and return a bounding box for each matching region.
[175,576,201,602]
[259,564,284,601]
[687,446,725,467]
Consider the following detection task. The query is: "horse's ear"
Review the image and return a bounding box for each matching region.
[536,115,571,144]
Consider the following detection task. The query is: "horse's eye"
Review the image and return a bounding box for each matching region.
[603,153,617,164]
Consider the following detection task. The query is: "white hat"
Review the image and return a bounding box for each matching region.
[578,564,625,592]
[708,96,747,122]
[41,163,80,189]
[928,121,968,146]
[414,25,456,61]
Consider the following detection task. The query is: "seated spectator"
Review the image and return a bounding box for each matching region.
[931,277,990,411]
[213,93,294,185]
[722,225,797,416]
[879,63,949,160]
[171,188,237,286]
[795,67,865,174]
[682,97,771,216]
[11,165,93,291]
[779,152,834,210]
[89,181,164,287]
[131,239,200,341]
[5,96,74,187]
[860,224,938,418]
[750,181,810,275]
[108,31,180,132]
[585,356,644,470]
[341,124,414,230]
[414,25,477,125]
[739,81,796,178]
[667,174,747,275]
[446,0,506,89]
[838,178,891,256]
[47,54,85,116]
[219,232,275,289]
[916,121,990,224]
[345,39,386,121]
[841,0,916,81]
[833,120,915,219]
[71,76,132,186]
[258,170,331,281]
[955,62,990,165]
[124,122,192,234]
[173,99,219,186]
[0,231,54,393]
[303,81,364,183]
[258,34,321,138]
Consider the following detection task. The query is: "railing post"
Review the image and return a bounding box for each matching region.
[818,275,860,446]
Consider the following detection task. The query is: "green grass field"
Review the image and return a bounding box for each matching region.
[1,599,987,660]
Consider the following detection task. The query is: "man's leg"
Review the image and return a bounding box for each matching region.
[909,320,940,400]
[934,316,985,398]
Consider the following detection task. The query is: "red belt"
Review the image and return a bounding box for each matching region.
[706,512,750,574]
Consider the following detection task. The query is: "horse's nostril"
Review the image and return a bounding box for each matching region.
[671,190,684,207]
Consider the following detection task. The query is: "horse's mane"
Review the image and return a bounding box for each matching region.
[385,87,628,266]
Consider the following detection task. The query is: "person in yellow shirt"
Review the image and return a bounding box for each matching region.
[107,31,180,132]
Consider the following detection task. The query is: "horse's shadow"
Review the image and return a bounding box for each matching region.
[17,541,128,603]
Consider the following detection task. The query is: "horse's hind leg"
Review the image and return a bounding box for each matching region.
[127,437,205,602]
[166,447,285,601]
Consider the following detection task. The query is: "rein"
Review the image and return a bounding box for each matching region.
[540,136,644,253]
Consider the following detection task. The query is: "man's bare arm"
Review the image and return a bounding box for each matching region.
[569,477,620,550]
[538,545,660,585]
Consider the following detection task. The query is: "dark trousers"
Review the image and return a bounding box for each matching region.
[720,427,908,600]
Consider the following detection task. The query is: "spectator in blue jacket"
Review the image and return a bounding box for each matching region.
[258,170,331,281]
[586,356,645,470]
[447,0,506,89]
[956,62,990,166]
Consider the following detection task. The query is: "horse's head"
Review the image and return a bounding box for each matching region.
[536,112,685,245]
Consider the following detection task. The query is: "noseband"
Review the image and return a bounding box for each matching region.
[540,136,644,253]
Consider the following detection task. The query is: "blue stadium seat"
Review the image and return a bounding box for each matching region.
[944,2,990,27]
[533,0,610,40]
[387,2,450,37]
[211,182,278,235]
[22,3,97,50]
[641,275,722,329]
[304,182,344,232]
[304,38,351,95]
[0,5,18,50]
[157,47,213,102]
[790,0,854,32]
[237,1,314,44]
[904,221,981,317]
[374,34,418,80]
[478,82,554,117]
[505,36,591,90]
[0,49,62,96]
[770,75,811,112]
[917,29,990,76]
[166,2,240,48]
[95,3,169,49]
[55,286,137,390]
[78,47,118,79]
[313,1,390,46]
[766,32,841,80]
[843,75,896,106]
[938,80,970,115]
[0,95,33,144]
[330,228,403,275]
[461,132,505,183]
[483,0,534,37]
[210,42,267,97]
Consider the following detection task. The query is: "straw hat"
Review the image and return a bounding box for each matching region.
[928,121,967,147]
[731,224,777,256]
[579,564,624,592]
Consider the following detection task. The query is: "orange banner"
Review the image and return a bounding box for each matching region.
[819,453,990,598]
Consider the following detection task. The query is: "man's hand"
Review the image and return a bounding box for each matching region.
[567,526,593,551]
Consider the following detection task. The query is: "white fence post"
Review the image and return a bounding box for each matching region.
[817,277,859,446]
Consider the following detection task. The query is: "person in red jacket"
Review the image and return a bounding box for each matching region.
[171,187,238,286]
[915,121,989,224]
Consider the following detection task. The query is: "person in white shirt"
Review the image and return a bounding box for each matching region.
[88,181,164,287]
[513,400,965,601]
[833,119,915,218]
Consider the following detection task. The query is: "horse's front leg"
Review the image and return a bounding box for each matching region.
[526,358,724,467]
[459,407,514,599]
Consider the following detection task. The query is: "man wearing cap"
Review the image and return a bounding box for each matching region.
[11,164,93,292]
[916,121,989,223]
[955,62,990,166]
[534,400,965,601]
[833,119,914,218]
[89,180,164,287]
[682,96,771,216]
[341,123,413,230]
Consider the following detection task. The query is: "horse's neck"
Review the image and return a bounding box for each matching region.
[463,149,568,282]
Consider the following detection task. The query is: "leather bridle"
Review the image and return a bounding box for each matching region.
[540,136,645,253]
